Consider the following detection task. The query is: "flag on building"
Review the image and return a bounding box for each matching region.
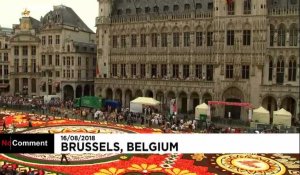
[226,0,234,4]
[170,99,177,114]
[96,62,100,76]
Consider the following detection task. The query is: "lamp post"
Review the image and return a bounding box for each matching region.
[228,112,231,128]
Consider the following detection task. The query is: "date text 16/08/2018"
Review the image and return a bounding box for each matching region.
[61,142,179,152]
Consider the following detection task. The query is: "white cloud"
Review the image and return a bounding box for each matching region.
[0,0,98,32]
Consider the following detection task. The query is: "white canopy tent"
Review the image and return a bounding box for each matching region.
[130,97,161,113]
[252,106,270,124]
[273,108,292,127]
[195,103,208,120]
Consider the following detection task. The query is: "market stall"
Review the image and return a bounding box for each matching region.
[273,108,292,127]
[252,106,270,124]
[195,103,209,121]
[130,97,160,113]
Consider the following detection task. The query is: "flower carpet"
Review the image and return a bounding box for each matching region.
[0,113,299,175]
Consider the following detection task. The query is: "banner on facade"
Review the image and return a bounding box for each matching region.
[170,99,177,115]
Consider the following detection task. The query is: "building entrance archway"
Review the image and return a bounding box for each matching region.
[63,85,74,100]
[224,98,242,119]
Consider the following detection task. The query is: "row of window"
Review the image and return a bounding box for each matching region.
[268,59,297,84]
[41,55,60,66]
[114,32,212,48]
[0,65,9,76]
[112,30,253,48]
[110,64,251,80]
[41,70,92,79]
[14,46,36,56]
[117,0,253,15]
[270,23,298,47]
[41,55,96,67]
[14,78,37,93]
[226,0,253,15]
[117,2,213,15]
[13,59,36,73]
[41,35,60,45]
[225,65,250,79]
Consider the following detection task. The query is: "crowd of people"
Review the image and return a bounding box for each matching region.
[0,96,73,112]
[0,164,44,175]
[1,96,287,134]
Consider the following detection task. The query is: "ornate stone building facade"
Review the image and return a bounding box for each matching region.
[38,5,96,100]
[0,27,12,95]
[95,0,299,122]
[9,16,41,97]
[7,5,96,99]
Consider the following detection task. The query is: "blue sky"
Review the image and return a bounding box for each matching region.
[0,0,98,32]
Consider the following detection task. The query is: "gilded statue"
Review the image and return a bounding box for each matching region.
[22,8,30,17]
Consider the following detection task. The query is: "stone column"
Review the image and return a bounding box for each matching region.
[118,64,121,77]
[122,89,126,107]
[9,77,15,95]
[19,78,23,94]
[127,63,131,78]
[179,65,183,79]
[73,85,76,100]
[168,64,171,78]
[190,64,193,77]
[46,72,49,95]
[28,78,32,96]
[157,64,161,78]
[286,31,289,46]
[296,99,300,122]
[187,94,191,112]
[80,85,84,97]
[176,94,180,114]
[277,97,281,110]
[152,91,156,99]
[90,85,93,96]
[199,92,202,104]
[112,89,116,100]
[137,63,140,77]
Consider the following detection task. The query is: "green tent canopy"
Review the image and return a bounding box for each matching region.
[74,98,80,108]
[74,96,102,109]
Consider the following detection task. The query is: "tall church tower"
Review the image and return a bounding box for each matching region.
[96,0,113,78]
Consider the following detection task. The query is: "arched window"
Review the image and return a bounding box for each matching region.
[153,6,159,13]
[268,58,273,81]
[289,24,298,46]
[136,8,142,14]
[117,9,123,15]
[0,42,2,49]
[196,3,202,9]
[276,58,285,84]
[270,25,275,46]
[288,59,297,81]
[184,4,190,11]
[277,24,286,46]
[67,45,70,52]
[145,7,150,13]
[163,6,169,12]
[173,5,179,11]
[126,8,131,14]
